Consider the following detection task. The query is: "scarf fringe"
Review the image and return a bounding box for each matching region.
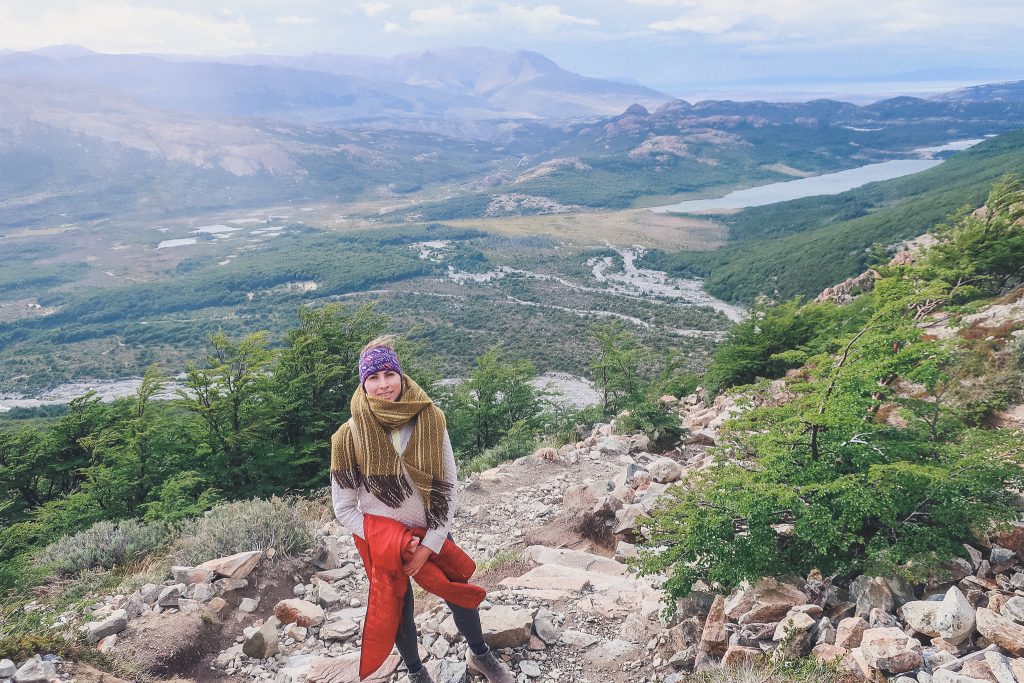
[426,479,452,529]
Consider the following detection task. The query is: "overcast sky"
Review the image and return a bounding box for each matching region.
[3,0,1023,100]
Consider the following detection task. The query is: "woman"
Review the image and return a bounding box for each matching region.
[331,336,514,683]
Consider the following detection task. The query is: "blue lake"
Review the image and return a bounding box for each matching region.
[649,138,987,214]
[649,159,943,214]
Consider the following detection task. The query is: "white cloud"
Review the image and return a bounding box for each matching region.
[359,2,391,17]
[633,0,1024,50]
[0,1,258,54]
[274,15,315,26]
[406,2,598,34]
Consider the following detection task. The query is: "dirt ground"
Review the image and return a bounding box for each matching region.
[108,557,314,683]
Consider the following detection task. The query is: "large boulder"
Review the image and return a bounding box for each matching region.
[900,601,941,637]
[977,608,1024,656]
[171,566,216,584]
[196,550,262,579]
[12,659,48,683]
[835,617,869,649]
[1001,597,1024,624]
[850,576,894,619]
[478,606,534,649]
[860,627,922,674]
[697,595,729,657]
[648,457,683,484]
[724,579,808,624]
[243,617,280,659]
[722,646,761,667]
[86,609,128,644]
[274,599,326,627]
[937,587,976,645]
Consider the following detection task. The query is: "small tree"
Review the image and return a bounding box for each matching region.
[589,320,646,417]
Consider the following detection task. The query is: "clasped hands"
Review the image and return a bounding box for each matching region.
[400,536,433,577]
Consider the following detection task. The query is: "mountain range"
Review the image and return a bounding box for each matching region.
[0,46,670,126]
[4,46,1024,229]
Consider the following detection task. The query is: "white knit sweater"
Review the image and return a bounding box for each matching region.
[331,418,457,554]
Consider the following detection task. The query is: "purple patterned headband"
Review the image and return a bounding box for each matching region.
[359,347,403,385]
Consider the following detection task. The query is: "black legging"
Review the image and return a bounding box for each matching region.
[394,580,487,671]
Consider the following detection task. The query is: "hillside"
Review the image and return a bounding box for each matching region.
[2,188,1022,683]
[644,130,1024,303]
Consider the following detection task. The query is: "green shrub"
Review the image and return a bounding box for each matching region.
[457,420,539,476]
[172,496,313,566]
[33,518,174,576]
[617,398,686,451]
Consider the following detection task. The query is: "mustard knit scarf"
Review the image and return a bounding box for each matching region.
[330,377,451,528]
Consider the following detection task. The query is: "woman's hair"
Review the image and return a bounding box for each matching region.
[361,334,398,355]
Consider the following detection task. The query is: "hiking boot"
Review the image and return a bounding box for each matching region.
[467,649,515,683]
[406,665,435,683]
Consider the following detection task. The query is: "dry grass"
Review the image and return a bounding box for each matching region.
[442,209,727,250]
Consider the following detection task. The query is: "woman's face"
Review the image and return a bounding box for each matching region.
[364,370,402,401]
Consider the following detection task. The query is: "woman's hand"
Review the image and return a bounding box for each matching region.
[403,544,433,577]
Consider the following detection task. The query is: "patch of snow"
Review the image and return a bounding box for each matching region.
[157,238,197,249]
[192,224,239,235]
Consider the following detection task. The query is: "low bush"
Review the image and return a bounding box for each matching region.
[172,496,314,566]
[33,518,173,577]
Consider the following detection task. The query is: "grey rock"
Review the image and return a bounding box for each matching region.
[984,651,1016,683]
[426,659,467,683]
[519,660,542,678]
[171,565,215,584]
[138,582,162,605]
[321,619,359,642]
[12,660,47,683]
[560,630,600,648]
[190,583,217,602]
[991,546,1017,573]
[870,608,899,628]
[314,565,355,582]
[157,584,185,607]
[0,660,15,678]
[850,575,894,618]
[648,457,683,484]
[963,545,983,570]
[87,609,128,644]
[239,597,260,612]
[816,617,837,645]
[214,577,249,593]
[243,618,280,659]
[883,575,918,608]
[317,583,344,609]
[1003,597,1024,624]
[936,587,975,645]
[533,609,562,645]
[177,598,201,612]
[122,591,144,619]
[902,601,941,637]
